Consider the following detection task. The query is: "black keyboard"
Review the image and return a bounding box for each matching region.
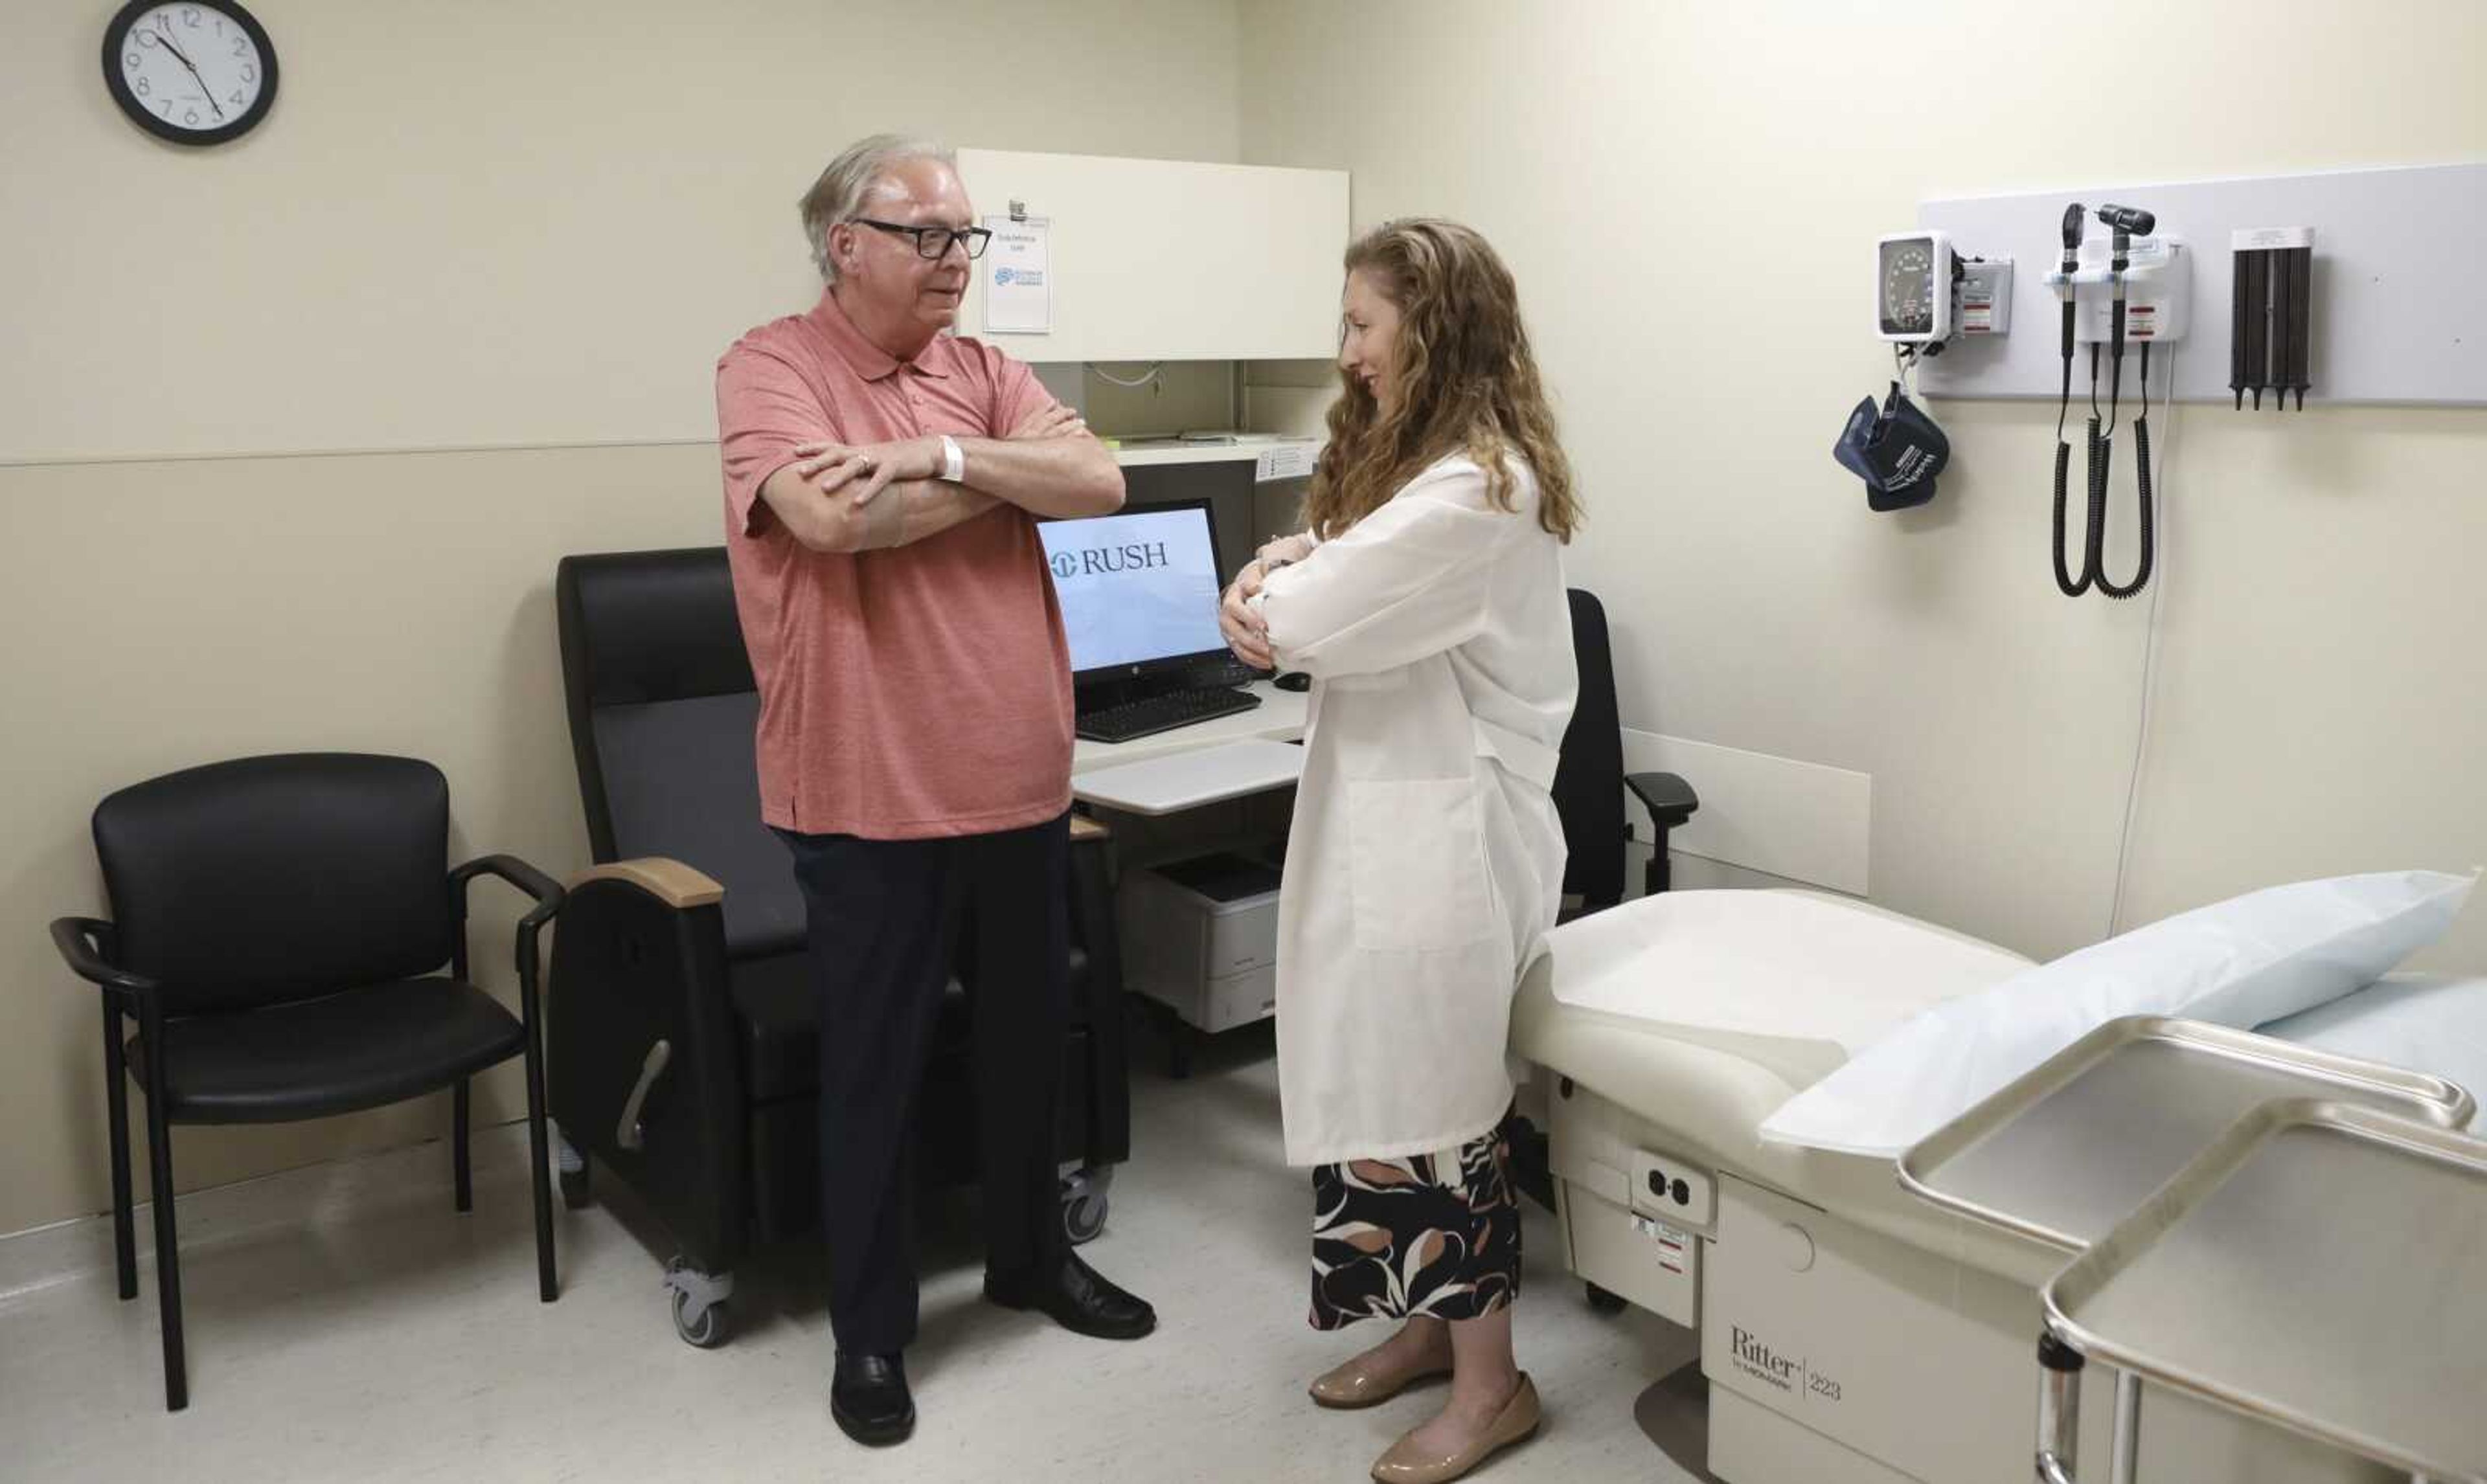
[1076,686,1263,744]
[1179,656,1271,690]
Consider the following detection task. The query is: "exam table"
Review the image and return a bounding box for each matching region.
[1510,888,2481,1484]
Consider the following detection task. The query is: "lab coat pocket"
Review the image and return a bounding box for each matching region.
[1346,778,1496,953]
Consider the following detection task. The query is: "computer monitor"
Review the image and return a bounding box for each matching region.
[1041,497,1229,685]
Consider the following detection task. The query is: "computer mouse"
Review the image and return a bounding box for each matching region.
[1273,671,1312,692]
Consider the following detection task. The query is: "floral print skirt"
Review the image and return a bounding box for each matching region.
[1308,1116,1521,1330]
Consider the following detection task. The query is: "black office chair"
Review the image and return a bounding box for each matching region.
[1513,591,1702,1230]
[546,548,1131,1348]
[47,753,563,1411]
[1553,587,1700,916]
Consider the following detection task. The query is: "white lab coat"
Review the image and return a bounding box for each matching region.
[1253,453,1577,1167]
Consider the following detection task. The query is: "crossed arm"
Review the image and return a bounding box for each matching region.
[1216,462,1517,678]
[757,403,1126,554]
[1217,531,1317,670]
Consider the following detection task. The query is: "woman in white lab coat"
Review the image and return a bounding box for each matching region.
[1220,219,1579,1484]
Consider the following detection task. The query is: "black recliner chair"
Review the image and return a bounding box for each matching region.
[545,548,1131,1347]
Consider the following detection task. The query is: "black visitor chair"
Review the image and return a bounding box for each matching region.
[49,753,562,1410]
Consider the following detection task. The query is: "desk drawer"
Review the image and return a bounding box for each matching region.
[1203,902,1278,976]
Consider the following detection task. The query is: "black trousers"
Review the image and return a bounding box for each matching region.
[778,811,1071,1355]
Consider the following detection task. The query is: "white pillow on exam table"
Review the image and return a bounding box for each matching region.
[2258,972,2487,1127]
[1756,869,2479,1157]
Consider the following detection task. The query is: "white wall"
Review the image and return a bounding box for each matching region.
[0,0,1243,1239]
[1238,0,2487,965]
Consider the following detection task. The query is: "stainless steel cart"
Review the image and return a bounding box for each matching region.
[2041,1101,2487,1483]
[1896,1016,2475,1484]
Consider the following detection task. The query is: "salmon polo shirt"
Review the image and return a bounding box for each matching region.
[715,292,1075,839]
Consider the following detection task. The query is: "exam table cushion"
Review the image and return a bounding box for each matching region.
[1758,870,2477,1156]
[2260,971,2487,1127]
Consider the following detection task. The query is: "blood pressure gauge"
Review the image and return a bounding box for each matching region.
[1875,230,1956,344]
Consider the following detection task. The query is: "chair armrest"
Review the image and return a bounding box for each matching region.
[1624,770,1700,830]
[565,857,725,910]
[49,916,159,1006]
[451,853,567,929]
[451,855,567,1019]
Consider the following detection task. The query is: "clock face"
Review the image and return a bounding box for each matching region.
[1879,239,1935,336]
[104,1,278,146]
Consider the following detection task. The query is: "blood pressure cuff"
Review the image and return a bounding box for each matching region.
[1833,382,1949,511]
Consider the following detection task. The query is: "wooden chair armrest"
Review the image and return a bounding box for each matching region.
[566,857,724,909]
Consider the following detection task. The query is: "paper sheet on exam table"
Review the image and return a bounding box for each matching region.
[1541,890,2032,1057]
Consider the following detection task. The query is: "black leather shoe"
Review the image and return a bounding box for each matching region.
[984,1252,1157,1340]
[830,1352,914,1446]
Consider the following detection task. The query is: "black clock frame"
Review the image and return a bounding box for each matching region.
[102,0,279,147]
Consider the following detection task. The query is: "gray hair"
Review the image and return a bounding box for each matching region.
[799,133,957,283]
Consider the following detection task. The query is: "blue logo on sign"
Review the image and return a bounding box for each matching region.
[995,267,1015,286]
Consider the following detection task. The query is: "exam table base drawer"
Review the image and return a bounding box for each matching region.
[1559,1180,1699,1329]
[1704,1174,2032,1481]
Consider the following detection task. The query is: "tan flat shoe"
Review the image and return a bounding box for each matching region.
[1310,1349,1455,1409]
[1368,1373,1540,1484]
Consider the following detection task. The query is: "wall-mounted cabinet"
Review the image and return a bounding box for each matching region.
[954,149,1350,365]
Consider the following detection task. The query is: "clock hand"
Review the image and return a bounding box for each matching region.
[152,30,228,120]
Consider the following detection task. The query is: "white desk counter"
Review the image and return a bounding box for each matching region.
[1073,739,1306,816]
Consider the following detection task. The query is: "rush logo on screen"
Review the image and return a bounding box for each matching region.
[1050,543,1170,580]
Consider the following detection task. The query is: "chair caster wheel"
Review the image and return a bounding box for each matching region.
[664,1257,734,1348]
[1064,1191,1108,1244]
[1060,1165,1113,1246]
[673,1289,730,1347]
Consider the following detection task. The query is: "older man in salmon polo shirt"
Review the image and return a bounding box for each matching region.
[714,133,1153,1448]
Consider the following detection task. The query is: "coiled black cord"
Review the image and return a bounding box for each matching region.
[2097,343,2155,598]
[2051,348,2091,596]
[2059,342,2157,600]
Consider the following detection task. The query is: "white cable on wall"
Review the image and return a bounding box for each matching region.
[2107,344,2177,936]
[1088,362,1164,389]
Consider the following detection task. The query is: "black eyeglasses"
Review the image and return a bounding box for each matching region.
[851,219,993,261]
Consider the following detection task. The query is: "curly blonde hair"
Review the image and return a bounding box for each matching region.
[1302,219,1578,543]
